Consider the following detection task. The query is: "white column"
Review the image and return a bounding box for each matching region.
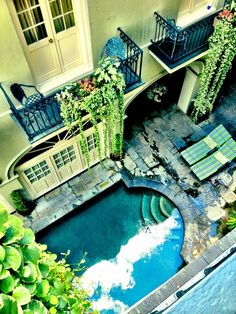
[177,61,204,114]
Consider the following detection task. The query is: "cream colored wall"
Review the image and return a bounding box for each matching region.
[0,114,30,180]
[0,177,24,209]
[0,1,33,114]
[87,0,180,67]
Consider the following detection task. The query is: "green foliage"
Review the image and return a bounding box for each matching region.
[226,211,236,230]
[10,190,33,215]
[147,83,167,103]
[58,57,125,168]
[0,207,97,313]
[192,8,236,122]
[218,200,236,234]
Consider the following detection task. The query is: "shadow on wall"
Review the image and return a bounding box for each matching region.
[124,69,186,139]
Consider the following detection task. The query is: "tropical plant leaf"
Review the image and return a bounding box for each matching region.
[0,225,7,241]
[49,295,58,306]
[3,246,22,271]
[12,286,31,306]
[35,280,50,298]
[0,246,5,262]
[2,215,24,245]
[0,269,10,280]
[22,283,36,295]
[20,262,37,284]
[0,294,18,314]
[38,263,49,278]
[0,274,15,294]
[19,229,35,246]
[22,244,41,264]
[23,300,47,314]
[0,208,8,225]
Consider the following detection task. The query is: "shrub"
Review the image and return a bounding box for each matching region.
[218,200,236,235]
[0,207,96,313]
[10,190,34,215]
[147,83,168,103]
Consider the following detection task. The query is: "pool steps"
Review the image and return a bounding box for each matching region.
[141,194,156,225]
[159,196,175,217]
[150,195,166,223]
[141,193,176,225]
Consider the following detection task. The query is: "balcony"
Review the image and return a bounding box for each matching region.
[0,30,143,142]
[118,28,144,93]
[148,12,218,73]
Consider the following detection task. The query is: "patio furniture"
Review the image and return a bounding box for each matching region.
[181,124,231,165]
[100,36,126,60]
[10,83,48,128]
[10,83,45,108]
[190,138,236,181]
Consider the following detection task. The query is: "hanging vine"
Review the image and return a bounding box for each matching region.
[57,57,125,168]
[192,4,236,122]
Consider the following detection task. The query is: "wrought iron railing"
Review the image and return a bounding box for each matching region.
[150,12,218,64]
[0,83,62,140]
[118,28,143,92]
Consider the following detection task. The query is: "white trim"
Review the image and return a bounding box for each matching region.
[149,50,208,74]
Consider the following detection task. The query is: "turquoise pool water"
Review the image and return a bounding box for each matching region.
[37,183,184,313]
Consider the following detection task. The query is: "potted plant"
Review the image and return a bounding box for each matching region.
[10,189,34,215]
[58,57,126,168]
[146,83,168,104]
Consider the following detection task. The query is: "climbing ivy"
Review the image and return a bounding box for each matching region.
[58,57,125,168]
[0,206,97,313]
[192,5,236,122]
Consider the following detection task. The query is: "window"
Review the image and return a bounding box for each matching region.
[24,161,51,183]
[53,145,77,169]
[86,134,96,151]
[13,0,47,44]
[49,0,75,33]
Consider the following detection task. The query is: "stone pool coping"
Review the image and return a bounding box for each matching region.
[120,169,203,261]
[126,228,236,314]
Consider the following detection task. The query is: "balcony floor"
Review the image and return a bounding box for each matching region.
[148,42,208,73]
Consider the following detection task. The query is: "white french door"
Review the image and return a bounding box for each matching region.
[8,0,88,84]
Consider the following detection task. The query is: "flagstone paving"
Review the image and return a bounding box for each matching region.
[21,75,236,264]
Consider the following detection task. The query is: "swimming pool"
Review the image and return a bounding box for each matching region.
[37,182,184,313]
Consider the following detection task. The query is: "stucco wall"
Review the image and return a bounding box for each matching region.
[0,114,30,180]
[0,1,33,114]
[87,0,180,66]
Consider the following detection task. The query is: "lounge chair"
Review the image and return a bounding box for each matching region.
[181,124,231,165]
[190,138,236,181]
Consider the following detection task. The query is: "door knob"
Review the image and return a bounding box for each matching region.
[49,38,53,43]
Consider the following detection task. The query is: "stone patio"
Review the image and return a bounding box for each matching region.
[22,71,236,265]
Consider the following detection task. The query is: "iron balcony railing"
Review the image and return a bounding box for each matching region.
[118,28,143,92]
[150,12,218,65]
[0,83,62,141]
